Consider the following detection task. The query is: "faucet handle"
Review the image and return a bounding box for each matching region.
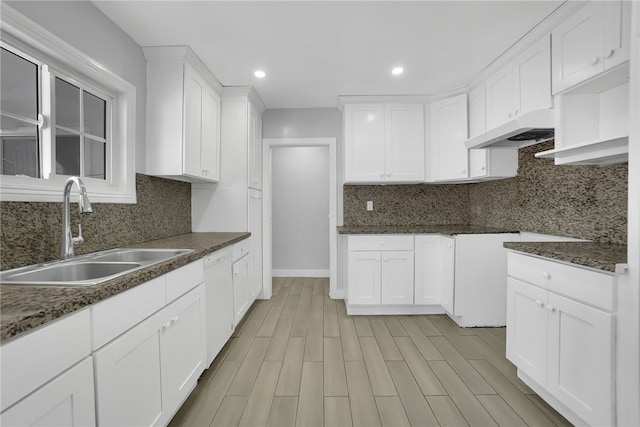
[72,224,85,246]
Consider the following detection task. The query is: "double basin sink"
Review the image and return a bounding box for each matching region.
[0,248,193,286]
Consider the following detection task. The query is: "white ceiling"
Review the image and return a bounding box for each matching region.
[92,1,565,109]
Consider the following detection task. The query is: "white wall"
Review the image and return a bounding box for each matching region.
[272,146,329,275]
[6,1,148,173]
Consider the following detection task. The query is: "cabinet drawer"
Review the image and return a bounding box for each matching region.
[348,235,414,251]
[166,260,204,302]
[507,252,615,311]
[1,308,91,411]
[92,276,166,350]
[233,240,250,262]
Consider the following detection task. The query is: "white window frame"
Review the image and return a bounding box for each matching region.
[0,4,136,203]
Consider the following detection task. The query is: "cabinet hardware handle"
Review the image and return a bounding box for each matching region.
[605,49,615,58]
[387,173,391,177]
[480,166,486,171]
[591,57,600,65]
[461,169,466,175]
[380,174,384,178]
[535,299,544,307]
[547,305,556,313]
[542,272,551,279]
[508,112,512,118]
[514,109,519,116]
[376,258,381,262]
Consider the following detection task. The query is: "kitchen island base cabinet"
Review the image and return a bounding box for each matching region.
[94,285,206,427]
[0,357,95,427]
[506,252,615,427]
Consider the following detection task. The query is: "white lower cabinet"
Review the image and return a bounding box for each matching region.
[232,241,253,324]
[94,285,206,427]
[506,252,615,426]
[347,235,414,306]
[204,248,234,367]
[414,235,454,306]
[0,357,95,427]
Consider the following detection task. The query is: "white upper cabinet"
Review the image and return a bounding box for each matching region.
[430,94,468,181]
[248,102,262,190]
[144,46,221,182]
[344,103,424,184]
[486,35,552,129]
[467,84,486,138]
[552,0,630,94]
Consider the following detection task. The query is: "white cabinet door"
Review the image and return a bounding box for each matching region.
[552,2,606,94]
[604,0,631,70]
[430,94,468,181]
[94,312,165,427]
[248,102,262,190]
[184,62,205,179]
[204,250,234,366]
[233,255,252,323]
[248,189,263,298]
[513,35,552,116]
[546,292,614,427]
[385,104,425,182]
[380,251,414,305]
[414,235,443,305]
[0,358,95,427]
[347,251,382,305]
[440,237,455,314]
[202,83,221,181]
[486,64,514,129]
[344,104,386,183]
[468,84,486,138]
[161,286,206,415]
[506,278,548,386]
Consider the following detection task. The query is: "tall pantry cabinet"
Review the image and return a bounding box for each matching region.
[192,87,265,303]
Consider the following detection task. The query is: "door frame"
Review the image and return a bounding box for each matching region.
[262,137,337,299]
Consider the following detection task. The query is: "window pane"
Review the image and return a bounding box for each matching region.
[55,78,80,131]
[1,48,38,122]
[55,130,80,176]
[83,91,106,139]
[1,135,39,177]
[84,138,105,179]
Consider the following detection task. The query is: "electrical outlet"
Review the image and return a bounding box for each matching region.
[366,201,373,211]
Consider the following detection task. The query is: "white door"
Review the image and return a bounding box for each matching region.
[233,255,251,323]
[414,235,443,305]
[505,278,548,386]
[344,104,386,182]
[440,237,455,313]
[551,2,605,94]
[513,35,552,115]
[546,292,614,427]
[385,104,425,182]
[347,251,381,305]
[468,84,486,138]
[183,63,205,178]
[486,63,514,128]
[430,94,469,181]
[0,358,95,427]
[94,315,164,427]
[201,83,220,181]
[380,251,415,305]
[161,287,206,416]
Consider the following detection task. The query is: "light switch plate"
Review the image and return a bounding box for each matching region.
[366,201,373,211]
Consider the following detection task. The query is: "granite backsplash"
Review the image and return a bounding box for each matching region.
[1,174,192,270]
[344,141,627,244]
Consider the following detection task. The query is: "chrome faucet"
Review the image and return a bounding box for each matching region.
[60,177,93,260]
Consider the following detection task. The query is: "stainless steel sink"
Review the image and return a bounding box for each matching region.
[0,248,193,286]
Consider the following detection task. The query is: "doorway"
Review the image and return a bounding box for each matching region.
[262,138,337,299]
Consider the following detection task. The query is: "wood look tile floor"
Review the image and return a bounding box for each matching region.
[169,278,572,427]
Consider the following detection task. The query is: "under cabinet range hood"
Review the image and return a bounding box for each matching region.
[464,109,555,149]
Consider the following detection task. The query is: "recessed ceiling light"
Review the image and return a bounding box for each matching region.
[254,70,266,78]
[392,67,404,76]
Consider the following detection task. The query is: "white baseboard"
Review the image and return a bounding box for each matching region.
[330,289,345,300]
[346,304,446,316]
[272,269,329,278]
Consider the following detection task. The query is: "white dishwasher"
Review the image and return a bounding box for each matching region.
[203,248,234,367]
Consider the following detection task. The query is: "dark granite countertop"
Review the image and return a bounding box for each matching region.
[0,232,250,342]
[504,241,627,272]
[337,225,520,235]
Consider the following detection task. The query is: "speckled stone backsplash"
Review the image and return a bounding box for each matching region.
[343,141,627,244]
[470,141,627,244]
[343,184,470,226]
[1,174,191,270]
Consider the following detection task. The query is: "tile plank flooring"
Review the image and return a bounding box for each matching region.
[169,278,572,427]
